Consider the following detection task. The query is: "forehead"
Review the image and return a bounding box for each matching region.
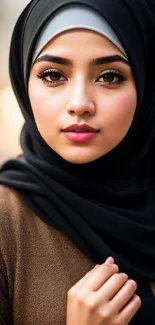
[39,29,124,58]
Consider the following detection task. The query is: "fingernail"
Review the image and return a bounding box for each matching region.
[105,257,114,265]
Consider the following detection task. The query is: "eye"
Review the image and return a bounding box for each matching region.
[96,71,126,87]
[37,69,67,85]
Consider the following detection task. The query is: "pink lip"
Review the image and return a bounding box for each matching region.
[62,123,99,143]
[63,123,98,132]
[63,131,97,143]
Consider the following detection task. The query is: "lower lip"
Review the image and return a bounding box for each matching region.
[62,131,98,143]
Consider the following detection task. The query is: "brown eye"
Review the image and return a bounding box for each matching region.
[96,71,126,85]
[47,72,64,81]
[102,73,115,83]
[37,69,67,85]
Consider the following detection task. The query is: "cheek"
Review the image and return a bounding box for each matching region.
[28,81,65,144]
[28,83,63,131]
[100,86,137,132]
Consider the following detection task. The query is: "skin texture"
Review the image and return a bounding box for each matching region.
[28,29,137,164]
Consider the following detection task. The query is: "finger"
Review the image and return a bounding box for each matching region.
[85,263,119,291]
[77,258,114,290]
[73,265,100,290]
[117,294,142,324]
[96,273,128,301]
[105,257,115,265]
[73,258,114,291]
[111,279,137,312]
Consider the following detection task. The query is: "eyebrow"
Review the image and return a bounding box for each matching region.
[34,54,129,66]
[90,54,129,66]
[34,54,72,66]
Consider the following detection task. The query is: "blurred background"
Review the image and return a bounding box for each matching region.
[0,1,30,164]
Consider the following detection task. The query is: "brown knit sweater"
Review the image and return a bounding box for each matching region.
[0,185,95,325]
[0,185,155,325]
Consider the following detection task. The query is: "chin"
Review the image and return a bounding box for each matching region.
[59,150,104,164]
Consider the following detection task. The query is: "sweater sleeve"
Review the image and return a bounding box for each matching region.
[0,253,12,325]
[0,186,14,324]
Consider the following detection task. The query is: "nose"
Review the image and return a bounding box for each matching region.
[66,80,96,117]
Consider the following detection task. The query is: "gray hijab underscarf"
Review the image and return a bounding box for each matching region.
[32,5,126,63]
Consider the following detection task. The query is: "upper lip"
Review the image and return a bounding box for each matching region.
[62,123,99,132]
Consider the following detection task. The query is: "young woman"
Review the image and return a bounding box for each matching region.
[0,0,155,324]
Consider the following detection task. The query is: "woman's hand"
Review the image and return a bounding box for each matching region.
[66,257,141,325]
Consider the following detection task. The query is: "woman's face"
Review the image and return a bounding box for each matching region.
[28,29,137,164]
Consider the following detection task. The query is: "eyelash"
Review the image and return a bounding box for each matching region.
[37,69,126,87]
[37,69,67,85]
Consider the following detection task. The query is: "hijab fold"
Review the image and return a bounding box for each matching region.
[1,1,155,323]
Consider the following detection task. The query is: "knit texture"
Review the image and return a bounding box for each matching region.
[0,185,94,325]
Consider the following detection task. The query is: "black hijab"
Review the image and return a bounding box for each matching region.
[1,0,155,323]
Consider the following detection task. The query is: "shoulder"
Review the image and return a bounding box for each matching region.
[0,184,23,225]
[0,184,61,252]
[0,185,34,321]
[0,185,35,261]
[0,184,33,233]
[0,185,26,303]
[0,184,28,216]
